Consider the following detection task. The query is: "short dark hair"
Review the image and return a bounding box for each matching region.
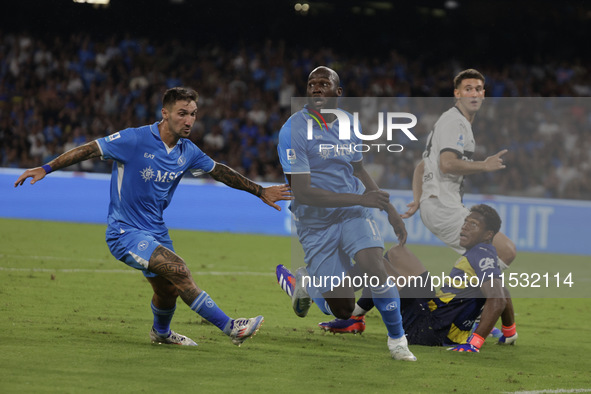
[162,87,198,109]
[470,204,501,236]
[453,69,485,89]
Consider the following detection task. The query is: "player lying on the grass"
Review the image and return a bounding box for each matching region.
[15,87,293,347]
[281,204,517,353]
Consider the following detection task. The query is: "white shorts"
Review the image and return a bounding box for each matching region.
[419,197,470,255]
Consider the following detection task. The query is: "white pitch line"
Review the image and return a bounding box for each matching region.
[0,266,273,276]
[0,254,274,276]
[503,389,591,394]
[0,253,109,263]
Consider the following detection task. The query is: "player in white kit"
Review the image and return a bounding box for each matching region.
[402,69,516,268]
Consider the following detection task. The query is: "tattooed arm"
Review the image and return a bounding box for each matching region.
[208,162,292,211]
[14,141,102,187]
[209,162,263,197]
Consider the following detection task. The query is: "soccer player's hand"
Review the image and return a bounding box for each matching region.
[360,190,390,210]
[400,201,419,218]
[449,333,484,353]
[449,344,480,353]
[483,149,508,172]
[260,184,293,211]
[387,208,407,246]
[14,167,47,187]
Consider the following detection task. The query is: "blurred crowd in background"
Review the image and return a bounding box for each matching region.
[1,31,590,200]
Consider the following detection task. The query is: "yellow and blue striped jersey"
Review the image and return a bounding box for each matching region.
[429,242,501,345]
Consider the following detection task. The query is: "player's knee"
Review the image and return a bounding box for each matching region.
[330,301,355,319]
[500,240,517,265]
[333,308,354,320]
[356,248,389,281]
[148,277,179,300]
[494,234,517,266]
[159,282,179,298]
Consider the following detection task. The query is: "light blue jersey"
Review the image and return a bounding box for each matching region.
[277,105,366,227]
[97,122,215,237]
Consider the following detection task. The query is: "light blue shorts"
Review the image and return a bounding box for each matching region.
[106,229,174,278]
[296,211,384,294]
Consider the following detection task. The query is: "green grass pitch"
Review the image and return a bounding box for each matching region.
[1,218,590,393]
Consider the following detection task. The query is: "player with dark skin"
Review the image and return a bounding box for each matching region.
[15,93,292,327]
[286,66,407,319]
[457,211,515,342]
[380,206,517,352]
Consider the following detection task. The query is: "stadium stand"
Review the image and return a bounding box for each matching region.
[1,1,590,200]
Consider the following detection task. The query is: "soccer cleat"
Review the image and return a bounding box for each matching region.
[472,323,504,338]
[229,315,264,346]
[490,327,503,339]
[387,335,417,361]
[149,327,198,346]
[318,315,366,334]
[498,332,518,345]
[292,267,312,318]
[276,264,295,297]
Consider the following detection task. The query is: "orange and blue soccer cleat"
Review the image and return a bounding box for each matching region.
[276,264,295,297]
[318,315,366,334]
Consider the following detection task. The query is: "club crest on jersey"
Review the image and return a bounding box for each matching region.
[177,155,186,166]
[138,240,149,251]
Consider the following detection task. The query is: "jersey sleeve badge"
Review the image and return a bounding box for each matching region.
[287,149,297,164]
[105,132,121,142]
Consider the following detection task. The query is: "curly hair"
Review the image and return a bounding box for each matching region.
[470,204,501,235]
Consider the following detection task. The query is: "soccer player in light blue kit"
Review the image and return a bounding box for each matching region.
[15,87,292,347]
[276,66,416,361]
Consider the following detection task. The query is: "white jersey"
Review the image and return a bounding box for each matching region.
[420,106,475,208]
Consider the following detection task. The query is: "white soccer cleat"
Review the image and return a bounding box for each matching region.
[229,315,264,346]
[387,335,417,361]
[150,327,198,346]
[292,267,312,318]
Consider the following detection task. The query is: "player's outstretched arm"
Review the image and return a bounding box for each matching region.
[401,159,424,219]
[474,278,507,338]
[497,287,518,345]
[440,149,507,176]
[386,204,407,246]
[208,163,292,211]
[14,141,101,187]
[449,277,506,353]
